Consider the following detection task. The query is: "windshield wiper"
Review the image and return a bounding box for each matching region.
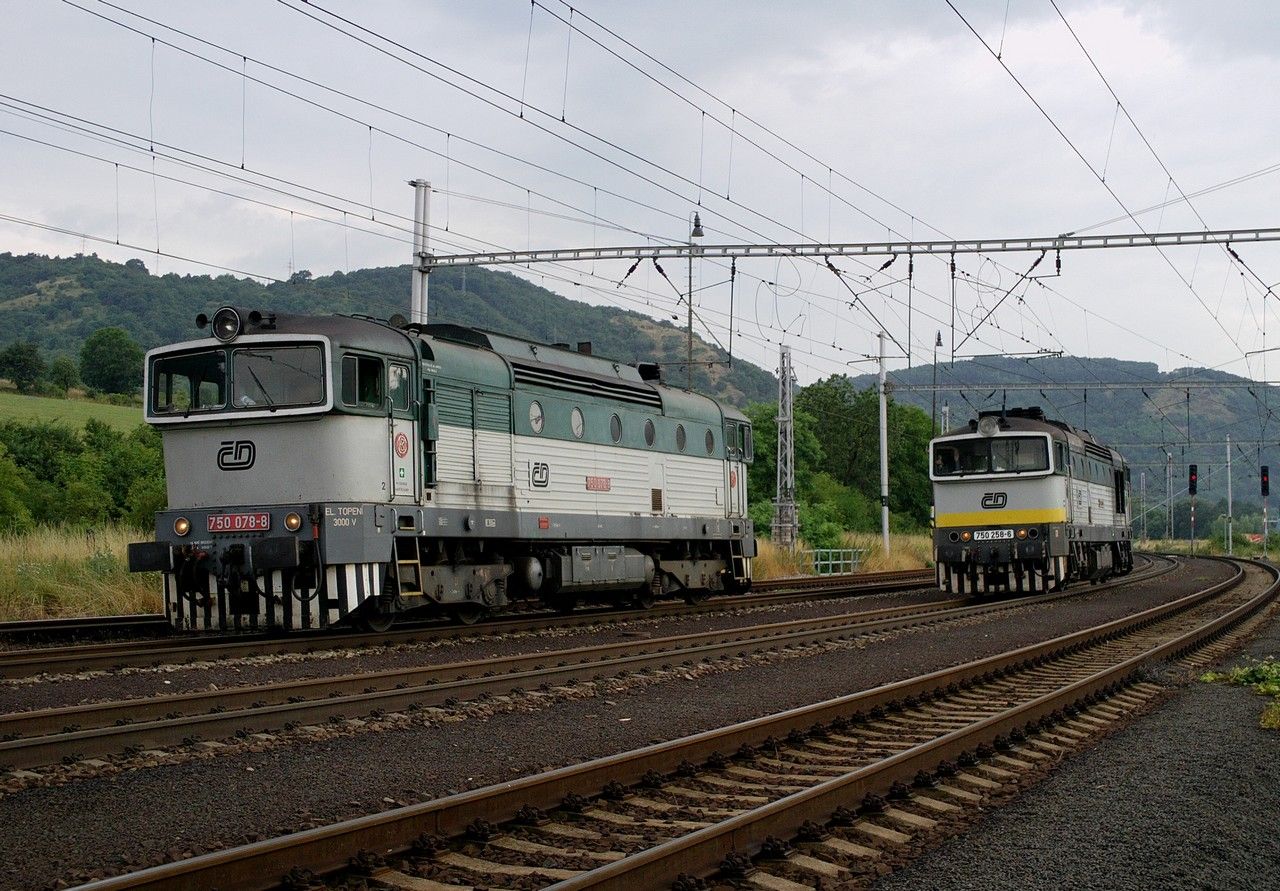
[245,364,275,407]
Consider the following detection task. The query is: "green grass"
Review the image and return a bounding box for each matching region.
[1201,657,1280,731]
[0,391,143,431]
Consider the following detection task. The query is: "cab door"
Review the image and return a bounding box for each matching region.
[388,362,418,502]
[725,422,746,519]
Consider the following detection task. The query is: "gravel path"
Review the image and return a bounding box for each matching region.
[0,559,1226,889]
[0,586,953,713]
[876,581,1280,891]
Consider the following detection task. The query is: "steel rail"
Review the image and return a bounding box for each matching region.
[67,554,1239,891]
[0,614,170,643]
[0,570,934,679]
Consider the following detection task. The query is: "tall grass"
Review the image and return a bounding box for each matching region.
[841,531,934,572]
[1140,536,1267,558]
[753,532,935,579]
[753,538,816,579]
[0,525,161,620]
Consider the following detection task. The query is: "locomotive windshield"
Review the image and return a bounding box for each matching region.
[932,435,1050,476]
[151,344,326,415]
[231,346,325,408]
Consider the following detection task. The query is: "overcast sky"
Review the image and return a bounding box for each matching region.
[2,0,1278,385]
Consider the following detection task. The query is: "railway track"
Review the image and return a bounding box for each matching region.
[70,554,1274,891]
[0,558,1172,774]
[0,569,934,679]
[0,614,171,645]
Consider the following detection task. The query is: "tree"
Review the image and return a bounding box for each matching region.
[0,341,45,392]
[0,444,33,533]
[48,355,80,391]
[80,327,144,394]
[744,401,826,509]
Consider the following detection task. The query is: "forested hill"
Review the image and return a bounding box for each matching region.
[0,252,775,407]
[850,354,1280,511]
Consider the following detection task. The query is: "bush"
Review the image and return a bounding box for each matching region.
[0,418,164,526]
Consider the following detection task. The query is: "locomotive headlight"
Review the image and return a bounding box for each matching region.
[284,512,303,533]
[1016,528,1028,539]
[211,306,242,342]
[173,517,191,537]
[960,531,972,542]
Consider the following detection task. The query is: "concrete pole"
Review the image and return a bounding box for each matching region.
[878,331,890,555]
[1226,434,1233,556]
[1140,471,1146,541]
[409,179,431,325]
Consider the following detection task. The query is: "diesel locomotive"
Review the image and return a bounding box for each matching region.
[930,407,1133,594]
[128,306,755,631]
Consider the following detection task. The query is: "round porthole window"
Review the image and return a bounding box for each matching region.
[571,406,585,439]
[610,413,622,443]
[676,424,686,452]
[705,428,715,455]
[528,401,544,434]
[644,418,656,447]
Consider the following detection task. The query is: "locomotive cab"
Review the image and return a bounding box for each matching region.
[931,408,1132,595]
[128,308,422,630]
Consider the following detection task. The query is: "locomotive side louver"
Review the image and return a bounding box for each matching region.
[512,362,663,409]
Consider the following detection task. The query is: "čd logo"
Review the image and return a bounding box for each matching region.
[217,440,256,471]
[981,492,1007,509]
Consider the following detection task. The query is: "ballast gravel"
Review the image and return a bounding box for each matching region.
[875,585,1280,891]
[0,559,1237,889]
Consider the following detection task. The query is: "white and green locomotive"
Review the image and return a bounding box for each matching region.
[930,407,1133,595]
[128,307,755,631]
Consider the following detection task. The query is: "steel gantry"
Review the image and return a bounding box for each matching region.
[417,226,1280,269]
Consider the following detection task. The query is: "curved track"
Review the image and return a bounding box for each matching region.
[0,559,1175,770]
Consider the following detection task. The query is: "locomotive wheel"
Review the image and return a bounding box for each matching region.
[355,608,395,633]
[633,591,656,610]
[452,603,487,625]
[682,590,709,605]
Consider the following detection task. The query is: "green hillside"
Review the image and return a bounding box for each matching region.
[0,252,775,407]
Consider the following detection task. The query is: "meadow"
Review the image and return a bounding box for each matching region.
[0,391,142,431]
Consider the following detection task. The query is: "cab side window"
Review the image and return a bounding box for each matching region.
[341,355,384,408]
[389,363,410,411]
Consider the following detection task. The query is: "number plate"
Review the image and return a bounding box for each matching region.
[207,512,271,533]
[972,529,1014,541]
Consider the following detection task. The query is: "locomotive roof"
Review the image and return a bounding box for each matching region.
[236,311,420,357]
[196,309,742,425]
[937,407,1124,464]
[424,323,738,425]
